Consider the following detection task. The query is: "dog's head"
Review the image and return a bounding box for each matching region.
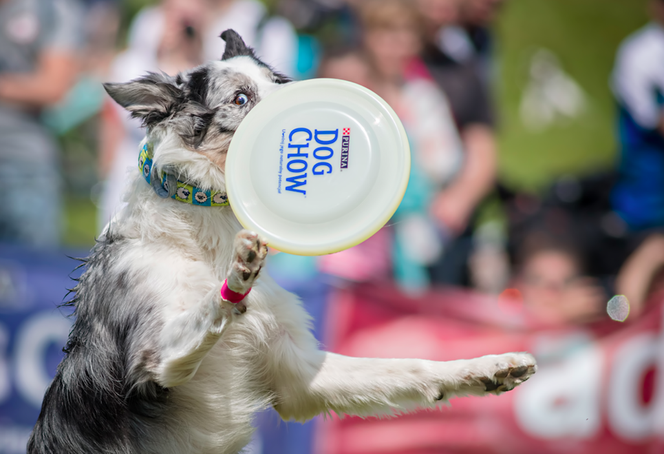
[104,29,290,190]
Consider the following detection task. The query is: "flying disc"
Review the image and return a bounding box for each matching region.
[225,78,410,256]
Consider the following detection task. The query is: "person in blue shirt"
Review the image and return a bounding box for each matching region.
[611,0,664,231]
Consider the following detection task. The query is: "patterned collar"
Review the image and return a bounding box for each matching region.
[138,141,230,207]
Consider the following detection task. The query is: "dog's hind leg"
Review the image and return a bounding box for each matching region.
[268,338,536,421]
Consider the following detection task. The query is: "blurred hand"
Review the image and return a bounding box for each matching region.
[430,124,497,233]
[430,187,475,233]
[0,51,77,107]
[616,233,664,318]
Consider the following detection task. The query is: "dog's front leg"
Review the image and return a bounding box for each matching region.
[271,344,536,421]
[224,230,268,314]
[155,287,238,388]
[155,230,267,388]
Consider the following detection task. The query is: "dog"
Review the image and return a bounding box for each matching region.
[28,30,536,454]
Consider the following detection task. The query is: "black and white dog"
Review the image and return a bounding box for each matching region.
[28,30,536,454]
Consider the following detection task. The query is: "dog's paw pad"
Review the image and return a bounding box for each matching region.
[481,354,537,394]
[458,353,537,397]
[227,230,268,293]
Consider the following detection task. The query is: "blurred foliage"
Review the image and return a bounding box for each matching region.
[59,116,100,247]
[496,0,649,191]
[63,196,99,246]
[118,0,157,46]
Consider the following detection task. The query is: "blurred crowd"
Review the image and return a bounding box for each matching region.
[1,0,663,327]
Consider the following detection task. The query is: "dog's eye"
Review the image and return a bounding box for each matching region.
[234,93,249,106]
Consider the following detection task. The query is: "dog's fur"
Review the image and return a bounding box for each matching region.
[28,30,536,454]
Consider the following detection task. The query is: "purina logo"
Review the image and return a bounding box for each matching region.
[341,128,350,169]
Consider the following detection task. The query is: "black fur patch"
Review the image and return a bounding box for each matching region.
[220,29,255,60]
[103,73,184,129]
[187,67,209,104]
[28,234,170,454]
[273,72,292,84]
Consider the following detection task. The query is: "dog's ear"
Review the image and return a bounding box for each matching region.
[220,29,254,60]
[103,73,183,127]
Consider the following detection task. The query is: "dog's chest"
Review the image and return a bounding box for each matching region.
[166,322,273,453]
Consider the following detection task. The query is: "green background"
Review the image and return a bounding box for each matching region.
[496,0,649,190]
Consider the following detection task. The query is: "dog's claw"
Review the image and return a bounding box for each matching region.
[233,301,247,314]
[451,353,537,399]
[227,230,268,297]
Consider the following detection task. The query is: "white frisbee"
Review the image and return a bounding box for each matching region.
[225,78,410,256]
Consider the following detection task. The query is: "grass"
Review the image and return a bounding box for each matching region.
[495,0,650,191]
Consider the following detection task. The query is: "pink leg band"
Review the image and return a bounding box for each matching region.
[221,280,251,303]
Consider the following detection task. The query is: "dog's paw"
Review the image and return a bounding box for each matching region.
[226,230,268,298]
[447,352,537,399]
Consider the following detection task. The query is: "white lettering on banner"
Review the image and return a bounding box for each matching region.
[515,310,664,443]
[608,333,659,441]
[14,313,71,407]
[514,344,603,438]
[0,324,10,404]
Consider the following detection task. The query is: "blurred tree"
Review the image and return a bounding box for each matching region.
[496,0,649,192]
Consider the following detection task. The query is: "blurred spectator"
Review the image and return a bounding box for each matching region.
[203,0,298,76]
[608,0,664,316]
[610,0,664,231]
[99,0,300,229]
[512,229,606,326]
[0,0,82,247]
[498,170,664,322]
[416,0,499,286]
[458,0,504,81]
[318,0,463,291]
[616,233,664,315]
[99,0,206,229]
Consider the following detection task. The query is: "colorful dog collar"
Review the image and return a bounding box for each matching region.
[138,141,230,207]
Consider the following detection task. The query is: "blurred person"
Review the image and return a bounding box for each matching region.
[40,1,121,136]
[318,0,463,291]
[513,231,606,326]
[127,0,298,77]
[416,0,499,286]
[610,0,664,231]
[203,0,298,77]
[459,0,505,82]
[99,0,300,229]
[615,233,664,317]
[99,0,206,228]
[0,0,82,247]
[81,0,121,77]
[606,0,664,317]
[499,172,664,323]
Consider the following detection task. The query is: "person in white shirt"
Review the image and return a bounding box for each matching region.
[99,0,298,230]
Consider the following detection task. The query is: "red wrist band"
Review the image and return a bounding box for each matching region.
[221,280,251,303]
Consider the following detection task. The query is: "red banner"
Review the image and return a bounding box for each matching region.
[314,284,664,454]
